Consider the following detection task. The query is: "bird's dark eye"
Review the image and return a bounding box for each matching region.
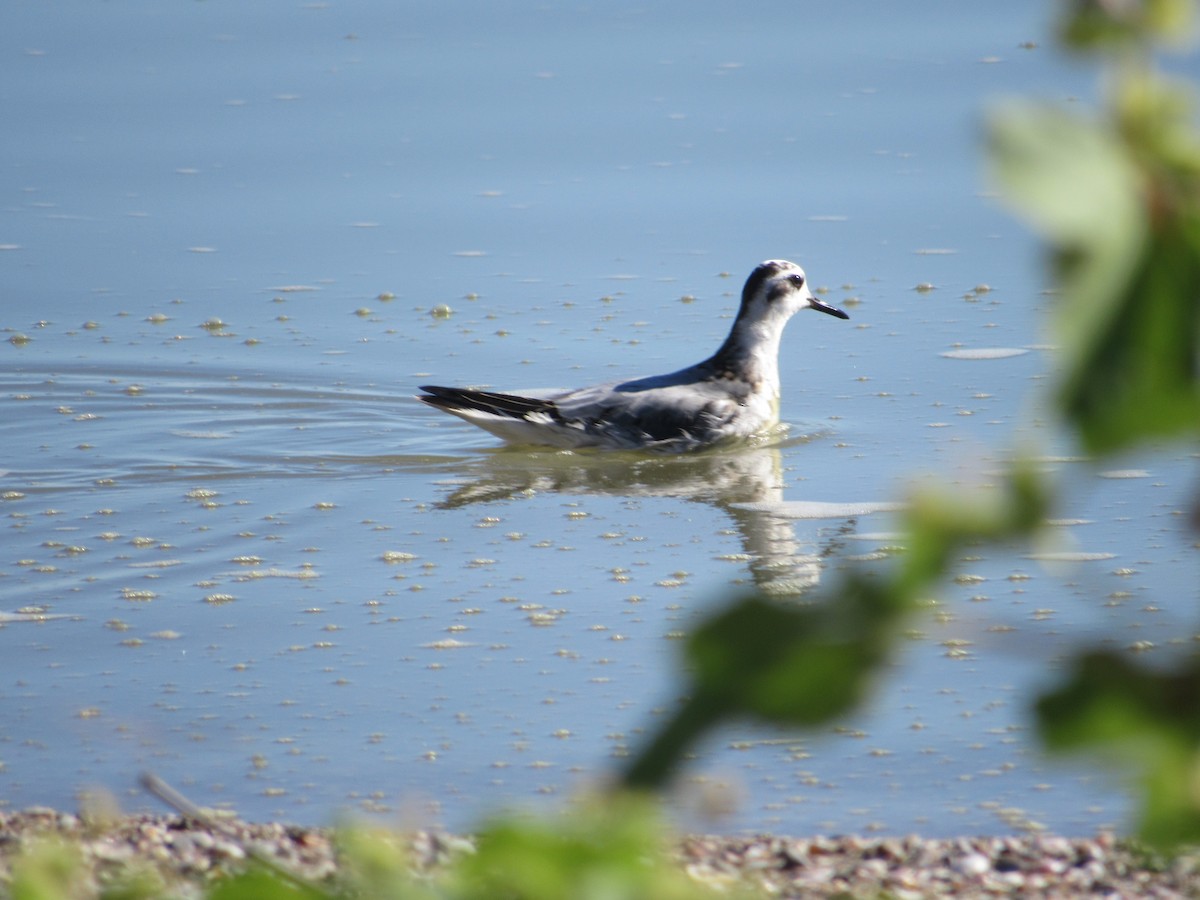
[767,272,807,303]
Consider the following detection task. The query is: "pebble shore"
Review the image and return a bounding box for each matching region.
[2,807,1199,898]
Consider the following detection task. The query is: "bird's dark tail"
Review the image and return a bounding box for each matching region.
[417,385,558,420]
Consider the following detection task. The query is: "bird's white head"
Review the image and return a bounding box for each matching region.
[740,259,850,324]
[706,259,849,391]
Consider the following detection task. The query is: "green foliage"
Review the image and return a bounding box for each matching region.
[621,585,901,790]
[1037,652,1200,847]
[95,866,168,900]
[8,840,86,900]
[206,797,736,900]
[987,0,1200,852]
[446,796,730,900]
[332,826,435,900]
[625,0,1200,854]
[1058,0,1195,51]
[208,867,328,900]
[990,76,1200,454]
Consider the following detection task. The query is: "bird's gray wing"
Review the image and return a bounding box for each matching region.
[552,378,743,444]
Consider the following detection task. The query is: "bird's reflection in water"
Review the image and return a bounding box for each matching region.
[430,439,861,597]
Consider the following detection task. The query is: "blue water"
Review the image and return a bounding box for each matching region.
[2,1,1196,837]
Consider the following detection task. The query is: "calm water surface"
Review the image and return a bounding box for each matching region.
[2,2,1197,836]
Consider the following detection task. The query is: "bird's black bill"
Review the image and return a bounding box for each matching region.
[810,298,850,320]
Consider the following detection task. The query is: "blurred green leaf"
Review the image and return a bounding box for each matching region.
[1058,0,1195,51]
[988,102,1145,358]
[333,826,434,900]
[451,795,728,900]
[1114,71,1200,182]
[1037,650,1200,848]
[1058,214,1200,451]
[10,840,85,900]
[990,97,1200,454]
[900,458,1049,596]
[622,580,906,790]
[98,866,169,900]
[990,102,1144,251]
[208,867,328,900]
[684,592,884,722]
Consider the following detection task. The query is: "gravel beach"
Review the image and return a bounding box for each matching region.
[3,808,1200,898]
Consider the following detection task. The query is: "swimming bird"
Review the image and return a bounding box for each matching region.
[417,259,848,452]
